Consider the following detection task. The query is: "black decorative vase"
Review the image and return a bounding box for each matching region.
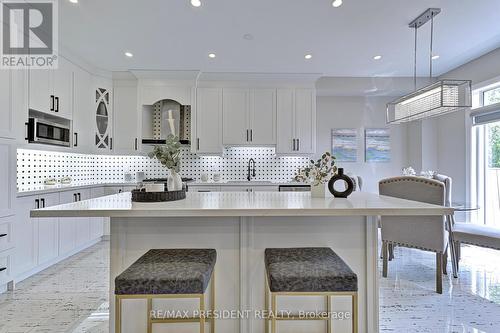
[328,168,354,198]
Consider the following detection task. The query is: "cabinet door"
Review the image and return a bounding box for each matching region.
[196,88,222,154]
[52,57,73,119]
[294,89,315,154]
[0,69,14,139]
[250,89,276,145]
[0,140,15,218]
[58,191,77,255]
[28,68,52,113]
[75,190,90,247]
[73,66,93,152]
[15,196,39,276]
[223,88,249,145]
[276,89,296,154]
[37,193,59,265]
[113,82,139,153]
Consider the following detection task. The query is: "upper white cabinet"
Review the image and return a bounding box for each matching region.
[28,57,73,119]
[0,69,14,139]
[113,80,140,153]
[72,66,93,152]
[249,89,276,145]
[276,88,316,155]
[223,88,249,145]
[222,88,276,146]
[195,88,223,154]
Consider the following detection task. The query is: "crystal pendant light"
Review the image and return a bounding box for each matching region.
[386,8,472,124]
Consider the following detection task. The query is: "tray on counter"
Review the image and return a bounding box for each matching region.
[131,189,186,202]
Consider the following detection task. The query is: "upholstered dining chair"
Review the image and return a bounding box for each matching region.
[379,176,448,294]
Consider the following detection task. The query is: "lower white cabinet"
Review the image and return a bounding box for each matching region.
[15,196,39,276]
[58,190,91,255]
[37,193,59,266]
[90,187,105,240]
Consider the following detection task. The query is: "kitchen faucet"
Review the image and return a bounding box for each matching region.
[247,158,256,181]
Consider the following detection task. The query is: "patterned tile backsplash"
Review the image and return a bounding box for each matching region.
[17,147,310,188]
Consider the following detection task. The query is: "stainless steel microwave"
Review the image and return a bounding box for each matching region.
[26,118,71,147]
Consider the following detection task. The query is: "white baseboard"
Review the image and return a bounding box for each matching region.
[13,237,103,286]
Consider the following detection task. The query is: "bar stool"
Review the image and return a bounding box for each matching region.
[264,247,358,333]
[114,249,216,333]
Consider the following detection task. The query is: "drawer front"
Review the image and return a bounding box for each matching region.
[0,249,13,285]
[0,217,13,252]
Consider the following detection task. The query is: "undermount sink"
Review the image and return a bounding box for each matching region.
[225,181,274,185]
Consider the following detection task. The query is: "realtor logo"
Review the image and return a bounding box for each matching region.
[1,0,58,69]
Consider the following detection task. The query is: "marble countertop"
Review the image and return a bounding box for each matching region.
[17,182,139,197]
[31,191,453,218]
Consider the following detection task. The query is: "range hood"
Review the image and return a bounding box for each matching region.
[142,99,191,145]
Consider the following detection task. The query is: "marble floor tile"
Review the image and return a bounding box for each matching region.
[0,241,499,332]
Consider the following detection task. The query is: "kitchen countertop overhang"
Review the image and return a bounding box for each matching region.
[31,191,454,218]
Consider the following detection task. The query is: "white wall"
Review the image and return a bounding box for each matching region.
[427,47,500,203]
[316,96,407,193]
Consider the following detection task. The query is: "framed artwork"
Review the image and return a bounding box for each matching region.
[331,129,357,162]
[365,128,391,162]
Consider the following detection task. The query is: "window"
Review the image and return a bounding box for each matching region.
[483,86,500,106]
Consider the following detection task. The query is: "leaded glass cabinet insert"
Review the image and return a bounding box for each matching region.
[95,88,111,149]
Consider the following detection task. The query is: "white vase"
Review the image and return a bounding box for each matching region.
[167,170,183,191]
[310,183,328,198]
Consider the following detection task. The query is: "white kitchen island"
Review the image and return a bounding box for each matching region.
[32,191,453,333]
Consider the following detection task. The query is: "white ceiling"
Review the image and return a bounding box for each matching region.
[59,0,500,76]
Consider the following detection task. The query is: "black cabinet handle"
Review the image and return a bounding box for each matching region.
[73,193,77,202]
[110,138,113,150]
[55,96,59,112]
[118,189,122,193]
[78,193,81,201]
[40,198,45,208]
[35,199,40,209]
[74,133,78,147]
[0,233,7,238]
[50,95,54,111]
[292,139,295,151]
[25,122,29,141]
[297,138,300,151]
[250,129,253,142]
[246,129,249,142]
[0,267,6,272]
[197,138,200,150]
[135,138,138,150]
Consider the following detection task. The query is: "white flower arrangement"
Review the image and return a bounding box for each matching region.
[294,152,337,186]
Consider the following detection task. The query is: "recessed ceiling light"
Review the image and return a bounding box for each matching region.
[124,51,133,58]
[243,34,254,41]
[208,53,216,58]
[69,0,78,3]
[373,55,382,60]
[304,54,312,60]
[432,55,440,60]
[191,0,201,7]
[332,0,342,7]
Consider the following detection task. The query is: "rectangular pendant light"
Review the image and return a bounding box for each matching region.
[386,80,472,124]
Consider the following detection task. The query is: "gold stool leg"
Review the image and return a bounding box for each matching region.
[211,270,215,333]
[200,294,205,333]
[115,296,121,333]
[271,293,277,333]
[352,293,358,333]
[147,298,152,333]
[326,295,331,333]
[265,274,269,333]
